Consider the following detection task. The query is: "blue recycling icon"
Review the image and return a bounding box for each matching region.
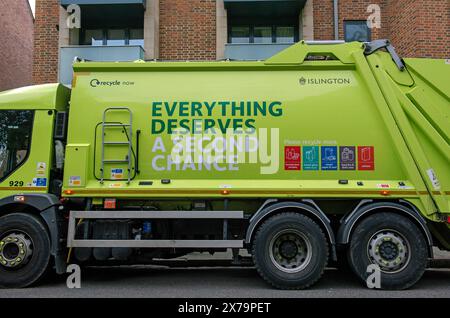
[321,146,337,170]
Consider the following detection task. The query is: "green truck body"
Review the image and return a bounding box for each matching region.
[0,40,448,289]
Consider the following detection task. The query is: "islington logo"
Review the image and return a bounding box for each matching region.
[299,77,351,85]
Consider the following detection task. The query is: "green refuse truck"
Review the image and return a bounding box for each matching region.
[0,40,448,289]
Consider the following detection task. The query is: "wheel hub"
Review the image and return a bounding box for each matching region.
[0,233,33,268]
[379,241,398,261]
[367,230,410,273]
[269,230,312,273]
[279,241,298,259]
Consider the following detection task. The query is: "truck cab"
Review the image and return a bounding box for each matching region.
[0,84,70,286]
[0,84,70,195]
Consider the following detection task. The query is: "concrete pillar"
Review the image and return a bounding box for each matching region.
[216,0,227,60]
[59,5,80,46]
[144,0,159,59]
[59,6,70,47]
[302,0,314,40]
[58,6,69,82]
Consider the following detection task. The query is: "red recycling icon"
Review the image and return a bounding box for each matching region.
[285,146,301,170]
[358,146,374,170]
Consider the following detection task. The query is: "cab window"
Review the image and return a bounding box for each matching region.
[0,110,34,181]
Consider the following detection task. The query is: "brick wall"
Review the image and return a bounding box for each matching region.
[416,0,449,59]
[29,0,448,77]
[159,0,216,60]
[313,0,334,40]
[338,0,388,40]
[312,0,448,58]
[0,0,34,91]
[33,0,60,84]
[387,0,419,58]
[389,0,449,58]
[314,0,388,42]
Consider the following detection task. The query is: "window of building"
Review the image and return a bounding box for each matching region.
[229,25,298,44]
[0,110,34,181]
[83,29,103,46]
[253,26,272,44]
[276,26,295,43]
[344,21,371,42]
[129,29,144,47]
[81,28,144,47]
[230,26,251,44]
[107,29,127,46]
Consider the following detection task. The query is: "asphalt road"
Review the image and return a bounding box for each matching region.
[0,261,449,298]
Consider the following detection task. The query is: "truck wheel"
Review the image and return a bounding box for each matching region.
[0,213,51,288]
[347,213,428,290]
[252,213,328,289]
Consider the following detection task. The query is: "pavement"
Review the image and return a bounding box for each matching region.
[0,249,449,298]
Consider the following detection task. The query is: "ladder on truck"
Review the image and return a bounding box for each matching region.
[100,107,133,184]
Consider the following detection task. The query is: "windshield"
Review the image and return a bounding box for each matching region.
[0,110,34,181]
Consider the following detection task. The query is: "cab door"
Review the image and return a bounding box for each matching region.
[0,110,54,198]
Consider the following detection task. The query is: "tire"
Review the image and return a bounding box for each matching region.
[252,213,328,289]
[347,212,428,290]
[0,213,51,288]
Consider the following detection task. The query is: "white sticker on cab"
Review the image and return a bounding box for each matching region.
[426,168,441,191]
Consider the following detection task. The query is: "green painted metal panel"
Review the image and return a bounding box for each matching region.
[0,41,448,226]
[62,42,449,215]
[0,84,70,111]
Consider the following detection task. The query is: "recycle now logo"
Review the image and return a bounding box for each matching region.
[90,79,121,88]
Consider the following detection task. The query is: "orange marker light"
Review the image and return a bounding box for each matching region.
[380,190,390,196]
[64,190,74,195]
[221,190,230,195]
[14,196,25,202]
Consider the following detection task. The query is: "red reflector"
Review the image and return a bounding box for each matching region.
[104,198,116,209]
[447,216,450,224]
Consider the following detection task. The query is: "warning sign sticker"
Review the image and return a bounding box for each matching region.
[321,146,337,170]
[339,146,356,170]
[32,178,47,187]
[358,146,375,170]
[302,146,319,170]
[284,146,301,170]
[36,162,47,176]
[69,176,81,186]
[109,183,124,188]
[111,168,124,179]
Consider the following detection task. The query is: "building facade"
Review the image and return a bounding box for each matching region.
[33,0,449,86]
[0,0,34,91]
